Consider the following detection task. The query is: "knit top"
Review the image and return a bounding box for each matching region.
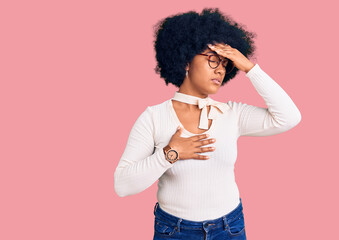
[114,63,302,221]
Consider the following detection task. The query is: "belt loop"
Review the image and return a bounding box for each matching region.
[223,216,228,231]
[176,218,182,232]
[154,202,159,215]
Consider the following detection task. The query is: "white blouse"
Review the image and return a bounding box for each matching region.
[114,64,302,221]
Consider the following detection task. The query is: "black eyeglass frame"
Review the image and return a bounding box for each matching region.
[197,53,235,74]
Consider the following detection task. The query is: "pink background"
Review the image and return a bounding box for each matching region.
[1,0,338,239]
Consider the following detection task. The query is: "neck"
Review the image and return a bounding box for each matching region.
[178,89,208,99]
[178,77,210,98]
[172,90,210,111]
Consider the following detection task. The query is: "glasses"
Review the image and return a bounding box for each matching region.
[197,53,235,74]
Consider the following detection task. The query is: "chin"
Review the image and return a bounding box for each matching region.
[211,89,219,95]
[206,88,219,95]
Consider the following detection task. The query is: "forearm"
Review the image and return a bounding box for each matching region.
[114,147,173,197]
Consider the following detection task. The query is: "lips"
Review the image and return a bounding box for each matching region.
[211,78,221,84]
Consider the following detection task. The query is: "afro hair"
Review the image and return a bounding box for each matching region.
[153,8,257,88]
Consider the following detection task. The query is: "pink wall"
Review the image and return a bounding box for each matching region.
[1,0,338,239]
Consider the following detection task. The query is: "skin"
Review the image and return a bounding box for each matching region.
[181,43,255,100]
[166,43,255,161]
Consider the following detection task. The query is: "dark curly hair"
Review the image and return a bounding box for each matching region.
[153,8,257,88]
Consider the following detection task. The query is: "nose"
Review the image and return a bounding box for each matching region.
[214,62,226,75]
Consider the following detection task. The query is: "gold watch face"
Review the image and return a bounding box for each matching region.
[167,149,178,161]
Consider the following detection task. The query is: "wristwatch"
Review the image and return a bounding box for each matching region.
[163,145,179,164]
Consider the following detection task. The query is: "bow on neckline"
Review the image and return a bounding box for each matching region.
[171,91,230,130]
[197,98,229,129]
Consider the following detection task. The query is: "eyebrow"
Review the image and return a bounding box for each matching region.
[205,51,227,60]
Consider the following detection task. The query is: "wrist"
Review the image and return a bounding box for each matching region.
[163,144,179,164]
[163,145,168,156]
[245,62,255,73]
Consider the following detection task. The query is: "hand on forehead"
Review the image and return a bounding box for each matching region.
[205,48,227,60]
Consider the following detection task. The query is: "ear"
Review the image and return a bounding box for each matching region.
[185,63,190,72]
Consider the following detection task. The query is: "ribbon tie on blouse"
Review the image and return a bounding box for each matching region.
[171,91,230,130]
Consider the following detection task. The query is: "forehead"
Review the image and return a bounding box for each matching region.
[202,49,226,60]
[202,48,217,54]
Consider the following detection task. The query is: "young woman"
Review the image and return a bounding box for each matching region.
[114,8,301,240]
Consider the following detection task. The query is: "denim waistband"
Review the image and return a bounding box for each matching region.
[153,198,243,230]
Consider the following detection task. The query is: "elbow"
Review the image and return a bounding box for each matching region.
[114,170,137,197]
[114,179,144,198]
[114,170,128,197]
[295,111,302,125]
[115,187,129,198]
[290,109,302,127]
[284,109,302,130]
[291,104,302,125]
[114,180,129,197]
[114,183,136,198]
[272,109,302,132]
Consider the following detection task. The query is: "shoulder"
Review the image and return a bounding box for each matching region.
[224,100,251,112]
[146,99,170,114]
[135,99,170,123]
[225,100,242,109]
[224,100,256,116]
[215,100,239,111]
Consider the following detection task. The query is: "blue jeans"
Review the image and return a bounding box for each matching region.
[153,198,247,240]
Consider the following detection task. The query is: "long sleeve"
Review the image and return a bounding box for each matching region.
[114,107,174,197]
[231,63,302,137]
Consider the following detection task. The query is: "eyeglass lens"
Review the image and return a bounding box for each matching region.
[208,55,234,73]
